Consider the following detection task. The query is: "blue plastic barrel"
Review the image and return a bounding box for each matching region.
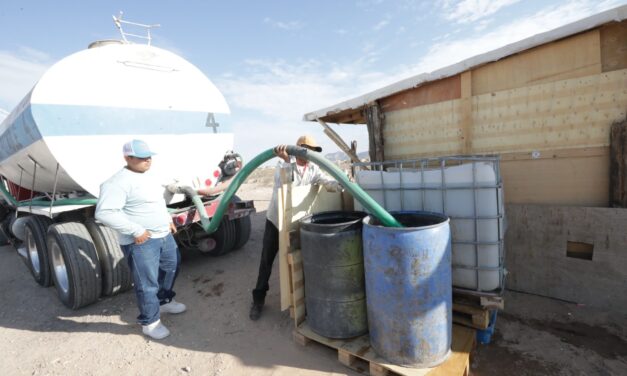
[363,211,452,368]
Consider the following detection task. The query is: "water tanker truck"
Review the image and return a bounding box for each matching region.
[0,38,254,309]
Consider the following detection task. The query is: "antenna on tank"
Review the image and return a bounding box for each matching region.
[113,12,160,45]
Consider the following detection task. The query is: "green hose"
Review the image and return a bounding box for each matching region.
[18,198,98,207]
[1,146,403,230]
[195,145,403,233]
[0,181,17,206]
[0,179,97,208]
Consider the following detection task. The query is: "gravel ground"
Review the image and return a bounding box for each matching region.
[0,182,625,375]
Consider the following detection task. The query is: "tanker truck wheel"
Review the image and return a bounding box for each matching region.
[232,216,251,251]
[24,215,54,286]
[206,217,237,256]
[47,222,102,309]
[0,218,10,246]
[85,221,132,296]
[0,206,11,246]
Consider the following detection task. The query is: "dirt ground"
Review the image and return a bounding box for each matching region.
[1,183,626,376]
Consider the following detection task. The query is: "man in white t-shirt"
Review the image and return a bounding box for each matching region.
[250,135,340,320]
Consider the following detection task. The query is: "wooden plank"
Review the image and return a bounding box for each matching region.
[600,21,627,72]
[500,146,608,161]
[384,99,463,159]
[472,30,602,95]
[287,250,306,325]
[501,155,609,206]
[370,363,391,376]
[366,102,385,162]
[383,69,627,161]
[610,118,627,207]
[296,322,474,376]
[380,75,461,112]
[460,71,472,154]
[480,296,504,310]
[452,313,489,330]
[279,185,344,318]
[471,70,627,153]
[293,329,311,346]
[317,119,363,165]
[278,169,293,311]
[452,303,490,329]
[319,107,366,125]
[338,349,356,367]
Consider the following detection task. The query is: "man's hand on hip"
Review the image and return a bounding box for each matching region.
[135,230,151,244]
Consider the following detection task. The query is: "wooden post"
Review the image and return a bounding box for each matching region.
[316,119,363,165]
[350,140,358,178]
[460,71,473,154]
[365,102,385,162]
[610,118,627,207]
[278,168,293,311]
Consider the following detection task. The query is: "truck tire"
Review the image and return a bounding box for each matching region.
[47,222,102,309]
[232,216,251,250]
[24,215,54,286]
[0,219,10,246]
[207,217,236,256]
[0,206,10,246]
[85,221,132,296]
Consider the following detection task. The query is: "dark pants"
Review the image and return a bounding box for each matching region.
[121,234,180,325]
[252,219,279,305]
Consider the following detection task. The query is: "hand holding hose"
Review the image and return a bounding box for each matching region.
[274,145,290,162]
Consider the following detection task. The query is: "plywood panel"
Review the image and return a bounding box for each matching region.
[501,154,609,206]
[472,69,627,153]
[279,183,347,311]
[384,99,464,159]
[460,71,472,153]
[472,30,602,95]
[600,21,627,72]
[380,75,461,112]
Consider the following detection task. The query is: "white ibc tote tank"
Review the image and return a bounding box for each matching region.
[355,159,505,293]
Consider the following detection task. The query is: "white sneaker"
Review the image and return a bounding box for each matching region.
[160,299,187,314]
[142,319,170,340]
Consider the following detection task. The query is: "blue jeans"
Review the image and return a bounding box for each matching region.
[121,234,180,325]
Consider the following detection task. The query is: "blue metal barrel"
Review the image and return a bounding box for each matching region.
[363,211,452,367]
[300,211,368,339]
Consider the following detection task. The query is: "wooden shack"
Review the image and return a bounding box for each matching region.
[304,6,627,311]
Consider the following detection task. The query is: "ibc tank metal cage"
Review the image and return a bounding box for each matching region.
[353,155,505,297]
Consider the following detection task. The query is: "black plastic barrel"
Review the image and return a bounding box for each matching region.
[299,211,368,339]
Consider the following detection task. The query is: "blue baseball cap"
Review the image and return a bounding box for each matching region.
[122,139,156,158]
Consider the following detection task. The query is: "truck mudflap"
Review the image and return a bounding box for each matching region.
[170,198,255,227]
[171,197,255,256]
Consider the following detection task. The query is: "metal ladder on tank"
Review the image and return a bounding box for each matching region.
[113,12,160,45]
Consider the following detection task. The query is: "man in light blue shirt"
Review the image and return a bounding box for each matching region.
[96,139,186,340]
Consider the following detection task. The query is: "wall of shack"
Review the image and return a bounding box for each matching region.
[373,21,627,308]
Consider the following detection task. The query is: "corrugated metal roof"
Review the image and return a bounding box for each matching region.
[303,4,627,123]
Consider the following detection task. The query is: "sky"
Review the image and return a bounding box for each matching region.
[1,0,625,163]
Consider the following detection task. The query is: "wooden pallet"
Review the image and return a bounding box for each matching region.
[279,185,475,375]
[451,293,502,330]
[293,322,474,376]
[452,302,491,330]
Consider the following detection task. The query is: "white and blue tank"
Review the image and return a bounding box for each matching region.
[0,40,232,203]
